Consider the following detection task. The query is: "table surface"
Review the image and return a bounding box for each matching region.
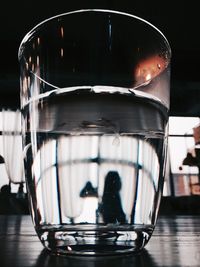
[0,215,200,267]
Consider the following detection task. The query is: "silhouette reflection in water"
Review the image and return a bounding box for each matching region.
[100,171,126,224]
[80,181,98,198]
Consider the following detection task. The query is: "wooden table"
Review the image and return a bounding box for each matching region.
[0,215,200,267]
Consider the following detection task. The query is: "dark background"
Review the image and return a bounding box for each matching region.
[0,0,200,116]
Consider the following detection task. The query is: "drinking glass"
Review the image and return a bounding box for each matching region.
[18,9,171,255]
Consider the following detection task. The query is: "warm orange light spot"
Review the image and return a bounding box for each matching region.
[37,56,39,66]
[60,48,64,58]
[60,26,64,38]
[134,55,166,86]
[37,37,40,45]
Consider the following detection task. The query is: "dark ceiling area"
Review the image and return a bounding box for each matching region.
[0,0,200,116]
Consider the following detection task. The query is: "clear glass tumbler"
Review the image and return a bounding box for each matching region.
[18,9,171,255]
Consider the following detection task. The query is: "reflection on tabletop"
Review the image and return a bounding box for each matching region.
[0,215,200,267]
[34,249,155,267]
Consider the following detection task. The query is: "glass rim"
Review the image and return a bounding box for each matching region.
[18,8,171,61]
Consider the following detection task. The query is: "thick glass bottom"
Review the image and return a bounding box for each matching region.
[37,225,154,255]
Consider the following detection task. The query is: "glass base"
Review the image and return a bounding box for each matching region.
[37,225,153,255]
